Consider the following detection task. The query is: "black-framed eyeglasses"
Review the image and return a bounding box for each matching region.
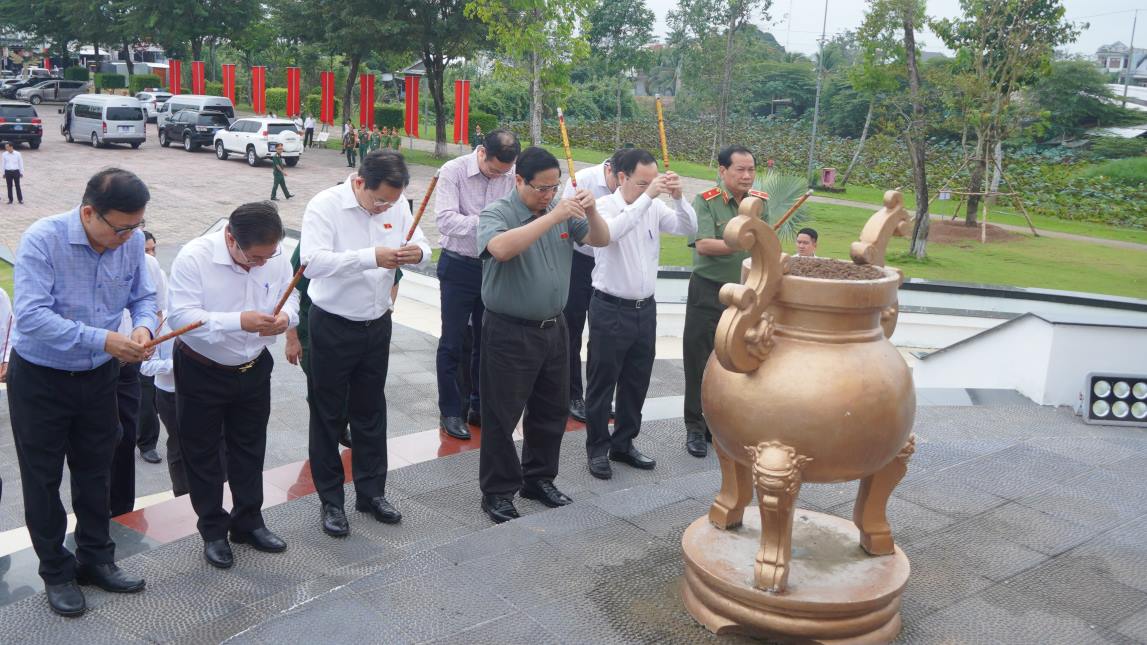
[233,242,282,265]
[98,213,146,236]
[527,182,560,194]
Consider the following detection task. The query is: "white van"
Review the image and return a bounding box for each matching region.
[62,94,147,148]
[156,95,234,130]
[20,67,52,82]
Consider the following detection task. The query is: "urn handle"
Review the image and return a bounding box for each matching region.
[851,190,910,339]
[714,196,785,374]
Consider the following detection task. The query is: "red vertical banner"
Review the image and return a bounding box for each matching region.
[251,66,266,114]
[169,59,182,94]
[359,73,377,127]
[367,74,376,129]
[191,61,205,95]
[453,79,471,144]
[286,67,301,117]
[320,71,335,125]
[221,64,236,103]
[156,67,167,89]
[404,75,421,136]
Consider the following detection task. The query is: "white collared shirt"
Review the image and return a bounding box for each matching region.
[300,174,431,321]
[304,117,315,129]
[2,150,23,172]
[139,321,175,392]
[592,191,697,300]
[167,230,299,366]
[0,287,11,362]
[561,162,615,257]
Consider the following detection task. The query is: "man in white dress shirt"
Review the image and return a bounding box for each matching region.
[559,151,623,423]
[301,150,430,537]
[584,149,697,480]
[168,201,299,569]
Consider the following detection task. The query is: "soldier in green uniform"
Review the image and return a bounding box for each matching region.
[342,127,357,167]
[682,145,766,458]
[270,144,293,201]
[391,127,401,151]
[357,125,370,162]
[369,125,381,152]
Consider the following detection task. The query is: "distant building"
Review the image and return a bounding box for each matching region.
[1096,42,1147,86]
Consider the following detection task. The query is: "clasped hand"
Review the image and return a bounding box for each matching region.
[375,244,423,269]
[241,311,289,337]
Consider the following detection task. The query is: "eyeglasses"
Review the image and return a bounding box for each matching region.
[98,213,146,236]
[527,182,560,194]
[231,238,282,265]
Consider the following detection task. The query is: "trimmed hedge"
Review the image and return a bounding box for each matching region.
[374,104,403,129]
[205,81,223,97]
[305,94,342,124]
[64,67,90,81]
[264,88,287,115]
[128,74,162,94]
[95,73,126,90]
[469,110,497,135]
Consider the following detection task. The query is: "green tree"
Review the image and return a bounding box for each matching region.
[131,0,257,61]
[587,0,654,146]
[0,0,77,69]
[1031,59,1138,139]
[841,11,900,185]
[466,0,594,145]
[933,0,1082,226]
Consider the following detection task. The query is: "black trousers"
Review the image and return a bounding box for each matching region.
[564,251,595,400]
[683,274,725,436]
[111,361,140,517]
[4,169,22,203]
[308,306,391,508]
[154,388,189,496]
[344,147,356,167]
[137,374,160,452]
[174,346,273,540]
[585,294,657,459]
[7,352,120,584]
[304,128,314,147]
[435,251,483,418]
[479,312,569,496]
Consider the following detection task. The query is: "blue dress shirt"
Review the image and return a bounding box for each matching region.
[13,208,157,371]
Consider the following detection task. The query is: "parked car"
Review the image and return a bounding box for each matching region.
[0,101,43,148]
[16,79,89,104]
[135,90,172,122]
[155,95,234,131]
[19,67,53,82]
[62,94,146,148]
[0,79,38,99]
[159,109,230,151]
[213,117,302,167]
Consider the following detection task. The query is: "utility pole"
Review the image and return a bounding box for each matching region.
[1123,10,1138,108]
[806,0,829,187]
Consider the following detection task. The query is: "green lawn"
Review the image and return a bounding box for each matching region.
[656,202,1147,299]
[0,262,12,299]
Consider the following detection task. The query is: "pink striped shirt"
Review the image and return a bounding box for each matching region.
[434,150,516,258]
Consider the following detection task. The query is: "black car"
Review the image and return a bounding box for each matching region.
[0,79,38,100]
[0,101,42,148]
[158,109,231,151]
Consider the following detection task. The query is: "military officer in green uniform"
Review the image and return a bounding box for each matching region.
[390,127,401,151]
[342,127,357,167]
[357,125,370,163]
[682,144,766,458]
[270,144,293,201]
[369,126,381,152]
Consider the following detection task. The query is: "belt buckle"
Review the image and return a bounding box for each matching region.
[634,298,645,309]
[539,318,556,329]
[238,358,258,373]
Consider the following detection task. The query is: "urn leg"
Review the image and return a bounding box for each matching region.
[709,441,754,529]
[853,434,916,556]
[749,442,812,593]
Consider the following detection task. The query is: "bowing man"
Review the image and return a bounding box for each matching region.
[584,149,696,479]
[301,150,429,537]
[168,201,299,569]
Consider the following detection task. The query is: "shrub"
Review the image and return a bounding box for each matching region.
[374,104,404,129]
[205,81,224,97]
[64,67,89,81]
[95,73,126,90]
[1079,157,1147,187]
[128,74,162,94]
[1088,136,1147,160]
[469,110,498,135]
[305,94,342,124]
[264,88,287,115]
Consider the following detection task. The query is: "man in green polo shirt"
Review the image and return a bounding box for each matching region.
[683,144,765,458]
[476,146,611,523]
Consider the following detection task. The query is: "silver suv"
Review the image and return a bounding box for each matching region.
[16,80,89,104]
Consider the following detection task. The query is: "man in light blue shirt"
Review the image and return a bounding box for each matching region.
[7,168,156,617]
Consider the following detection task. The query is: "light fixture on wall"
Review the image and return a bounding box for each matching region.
[1085,373,1147,428]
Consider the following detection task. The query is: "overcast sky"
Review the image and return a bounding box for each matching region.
[643,0,1145,58]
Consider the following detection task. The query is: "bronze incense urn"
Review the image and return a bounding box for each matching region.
[682,191,917,643]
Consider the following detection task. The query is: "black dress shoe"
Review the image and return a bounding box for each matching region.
[466,409,482,428]
[440,415,471,440]
[588,456,612,480]
[338,426,353,448]
[686,431,708,458]
[45,581,85,617]
[230,527,287,553]
[610,446,656,470]
[569,398,587,422]
[481,495,520,523]
[355,496,402,524]
[203,539,234,569]
[76,562,146,592]
[322,505,350,537]
[521,480,572,507]
[140,449,162,464]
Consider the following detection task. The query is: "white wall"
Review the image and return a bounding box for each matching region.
[1045,326,1147,407]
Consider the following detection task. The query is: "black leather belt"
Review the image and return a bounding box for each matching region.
[491,311,560,329]
[177,340,262,373]
[442,250,482,266]
[594,290,654,309]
